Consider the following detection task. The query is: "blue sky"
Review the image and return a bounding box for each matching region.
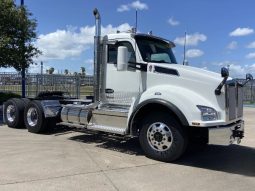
[2,0,255,78]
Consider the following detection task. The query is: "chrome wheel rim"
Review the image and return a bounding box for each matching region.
[6,105,16,122]
[147,122,173,151]
[27,107,38,127]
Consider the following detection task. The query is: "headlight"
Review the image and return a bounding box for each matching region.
[197,105,218,121]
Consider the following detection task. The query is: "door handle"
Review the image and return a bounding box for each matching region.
[105,88,114,93]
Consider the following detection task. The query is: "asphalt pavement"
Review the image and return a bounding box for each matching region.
[0,108,254,191]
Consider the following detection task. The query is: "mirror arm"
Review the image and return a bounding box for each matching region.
[242,79,252,87]
[241,74,254,86]
[128,62,147,72]
[215,76,228,95]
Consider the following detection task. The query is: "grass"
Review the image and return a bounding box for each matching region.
[244,101,255,105]
[0,92,21,104]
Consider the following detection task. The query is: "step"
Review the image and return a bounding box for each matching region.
[88,106,129,135]
[87,124,126,135]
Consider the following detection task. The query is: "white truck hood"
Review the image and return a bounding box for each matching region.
[151,63,222,82]
[146,63,226,110]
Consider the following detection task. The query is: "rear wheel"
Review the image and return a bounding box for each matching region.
[139,112,188,162]
[4,98,27,128]
[24,100,50,133]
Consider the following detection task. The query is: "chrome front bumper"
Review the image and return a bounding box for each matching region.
[208,120,244,145]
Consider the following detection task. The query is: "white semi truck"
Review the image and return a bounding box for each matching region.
[3,9,253,162]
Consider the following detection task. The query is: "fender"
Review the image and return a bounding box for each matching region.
[40,100,62,118]
[128,98,189,135]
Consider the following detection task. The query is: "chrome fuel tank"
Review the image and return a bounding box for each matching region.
[61,105,89,125]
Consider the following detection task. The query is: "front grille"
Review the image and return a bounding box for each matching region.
[225,82,243,121]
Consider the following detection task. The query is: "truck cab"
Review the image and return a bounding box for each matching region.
[3,8,252,162]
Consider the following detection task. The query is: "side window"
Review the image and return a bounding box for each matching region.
[107,42,136,64]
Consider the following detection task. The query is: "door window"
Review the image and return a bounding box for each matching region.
[107,42,136,64]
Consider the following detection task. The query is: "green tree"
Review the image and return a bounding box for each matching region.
[64,69,69,75]
[48,67,54,74]
[80,67,86,75]
[0,0,40,71]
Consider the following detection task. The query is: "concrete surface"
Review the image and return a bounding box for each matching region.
[0,108,254,191]
[0,105,3,124]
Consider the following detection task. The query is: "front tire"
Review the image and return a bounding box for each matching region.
[139,113,188,162]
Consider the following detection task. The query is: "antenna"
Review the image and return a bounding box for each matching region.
[135,9,138,33]
[183,31,187,65]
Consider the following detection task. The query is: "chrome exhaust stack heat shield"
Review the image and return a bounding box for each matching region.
[93,8,101,103]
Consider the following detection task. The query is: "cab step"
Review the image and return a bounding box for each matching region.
[88,105,129,135]
[87,124,126,135]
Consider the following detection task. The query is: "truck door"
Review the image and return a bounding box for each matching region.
[104,41,141,106]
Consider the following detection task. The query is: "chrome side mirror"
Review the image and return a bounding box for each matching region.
[246,73,253,81]
[221,67,229,78]
[242,73,254,86]
[117,46,128,71]
[215,67,229,95]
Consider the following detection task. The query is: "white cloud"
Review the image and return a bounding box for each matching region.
[246,52,255,59]
[174,33,207,46]
[28,63,42,73]
[35,23,132,61]
[186,49,204,58]
[28,63,53,74]
[211,60,233,67]
[227,41,238,50]
[168,17,180,26]
[117,1,148,12]
[84,59,94,75]
[0,63,51,74]
[228,64,247,77]
[117,5,130,12]
[131,0,148,10]
[229,27,254,36]
[228,63,255,77]
[247,41,255,48]
[209,61,255,78]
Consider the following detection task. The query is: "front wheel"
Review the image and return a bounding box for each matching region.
[139,113,188,162]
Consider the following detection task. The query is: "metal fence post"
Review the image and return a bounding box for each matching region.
[36,74,39,96]
[77,76,80,99]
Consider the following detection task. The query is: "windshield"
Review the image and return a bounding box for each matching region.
[135,36,177,64]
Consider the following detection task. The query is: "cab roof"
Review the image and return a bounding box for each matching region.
[106,32,176,47]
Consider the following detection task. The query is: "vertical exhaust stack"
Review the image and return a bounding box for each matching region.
[93,8,101,102]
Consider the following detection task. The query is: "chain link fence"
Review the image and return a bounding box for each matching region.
[243,81,255,103]
[0,72,93,98]
[0,73,255,103]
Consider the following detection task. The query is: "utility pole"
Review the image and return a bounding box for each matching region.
[251,80,253,103]
[41,61,43,75]
[183,31,187,65]
[21,0,26,98]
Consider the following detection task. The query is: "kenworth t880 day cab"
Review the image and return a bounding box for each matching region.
[3,9,253,162]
